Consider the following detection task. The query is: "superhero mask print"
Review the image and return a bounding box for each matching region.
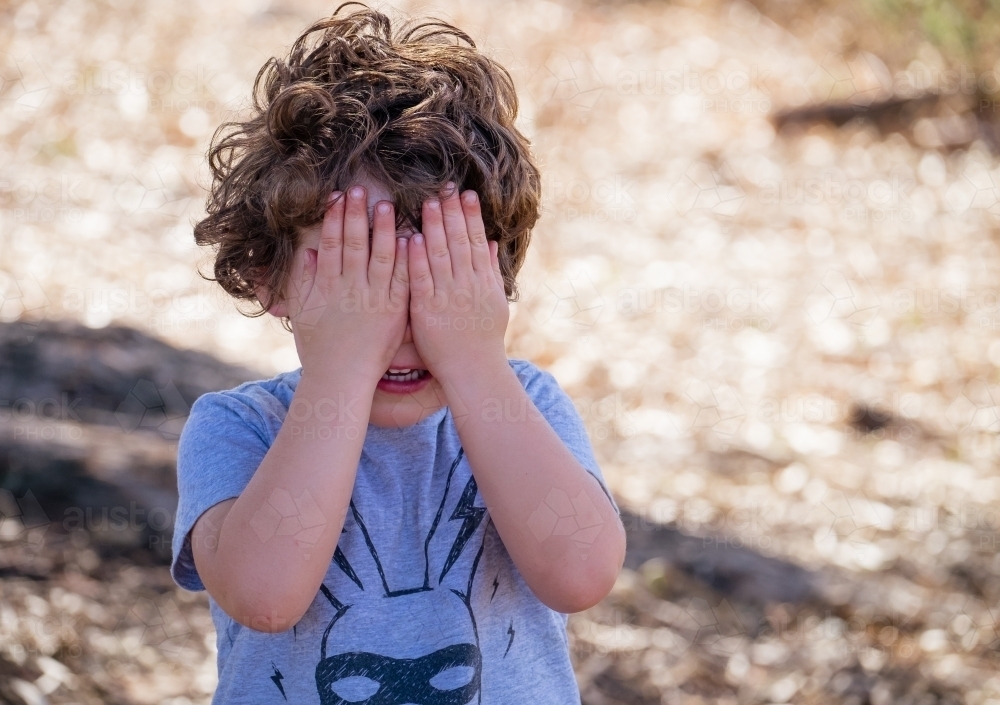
[314,448,490,705]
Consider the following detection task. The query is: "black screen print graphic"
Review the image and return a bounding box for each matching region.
[313,448,492,705]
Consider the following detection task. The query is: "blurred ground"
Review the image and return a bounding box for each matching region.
[3,0,1000,703]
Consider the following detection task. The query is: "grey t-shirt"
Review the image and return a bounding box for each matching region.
[171,358,618,705]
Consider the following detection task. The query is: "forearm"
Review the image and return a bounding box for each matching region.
[441,360,625,613]
[203,371,376,629]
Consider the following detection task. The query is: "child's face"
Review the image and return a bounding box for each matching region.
[283,176,447,428]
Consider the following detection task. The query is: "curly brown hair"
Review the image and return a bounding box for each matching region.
[193,2,542,333]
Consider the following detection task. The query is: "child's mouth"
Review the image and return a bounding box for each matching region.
[376,368,432,394]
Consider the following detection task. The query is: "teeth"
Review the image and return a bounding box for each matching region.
[381,369,426,382]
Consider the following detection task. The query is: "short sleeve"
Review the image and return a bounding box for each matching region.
[170,391,272,591]
[512,360,620,515]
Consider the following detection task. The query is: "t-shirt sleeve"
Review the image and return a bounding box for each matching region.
[170,390,272,591]
[514,361,620,515]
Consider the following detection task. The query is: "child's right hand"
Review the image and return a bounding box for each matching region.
[287,185,409,385]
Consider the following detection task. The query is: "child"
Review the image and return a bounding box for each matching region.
[171,4,626,703]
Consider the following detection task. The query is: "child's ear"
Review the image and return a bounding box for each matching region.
[255,282,289,318]
[267,300,290,317]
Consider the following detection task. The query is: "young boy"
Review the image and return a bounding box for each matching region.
[171,5,626,703]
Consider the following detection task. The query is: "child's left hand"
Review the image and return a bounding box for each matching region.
[407,183,509,384]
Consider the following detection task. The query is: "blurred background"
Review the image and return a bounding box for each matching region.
[2,0,1000,702]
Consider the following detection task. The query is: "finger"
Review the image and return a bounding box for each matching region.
[368,200,396,288]
[440,182,473,275]
[389,236,409,312]
[315,191,345,281]
[421,197,453,285]
[342,185,370,279]
[462,190,491,274]
[489,240,504,292]
[407,233,434,302]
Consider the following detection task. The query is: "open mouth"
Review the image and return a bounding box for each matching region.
[380,368,430,382]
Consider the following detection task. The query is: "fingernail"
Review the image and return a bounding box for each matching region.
[350,186,364,199]
[377,202,391,215]
[413,233,424,244]
[445,181,456,192]
[427,199,440,211]
[462,190,477,204]
[397,237,406,248]
[329,191,342,201]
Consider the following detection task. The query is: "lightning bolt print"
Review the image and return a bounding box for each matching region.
[491,573,499,601]
[504,621,515,658]
[439,474,486,583]
[270,662,287,700]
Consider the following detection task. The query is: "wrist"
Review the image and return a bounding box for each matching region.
[299,355,385,390]
[437,353,516,406]
[296,367,379,416]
